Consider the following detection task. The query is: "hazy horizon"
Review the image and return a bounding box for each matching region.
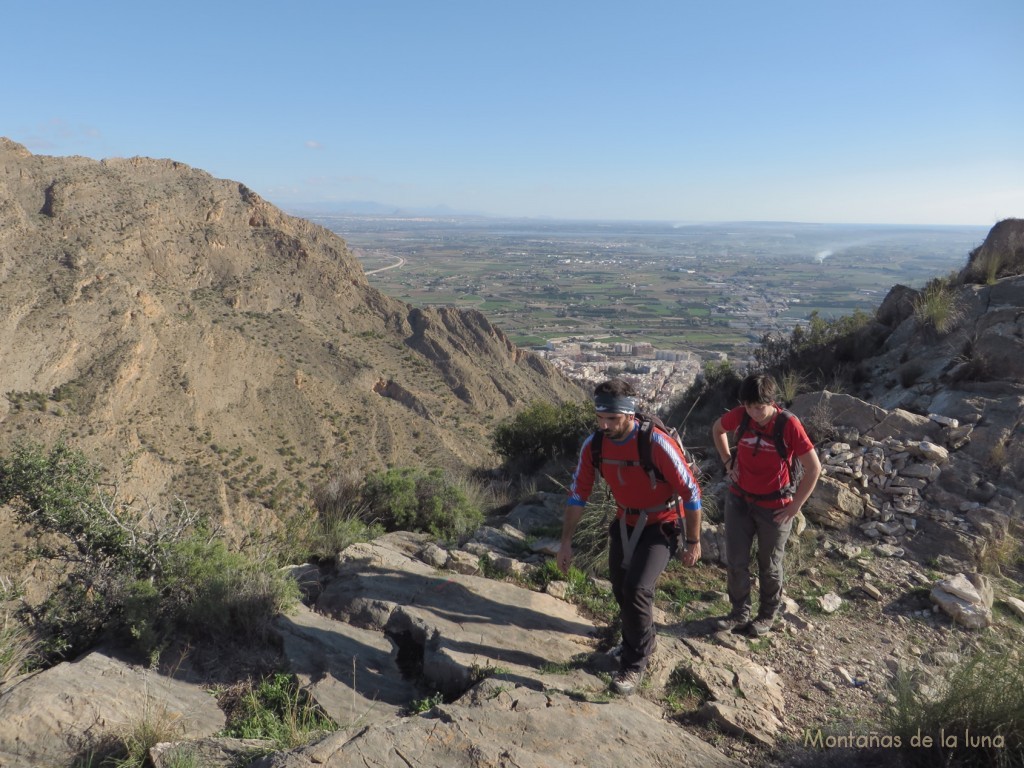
[290,204,994,232]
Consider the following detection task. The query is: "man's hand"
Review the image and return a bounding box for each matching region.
[556,543,573,574]
[679,541,701,567]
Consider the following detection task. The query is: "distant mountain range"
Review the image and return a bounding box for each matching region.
[284,200,489,218]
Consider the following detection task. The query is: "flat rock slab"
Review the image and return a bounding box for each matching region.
[316,539,604,697]
[273,602,422,727]
[672,637,786,746]
[0,650,224,767]
[251,680,741,768]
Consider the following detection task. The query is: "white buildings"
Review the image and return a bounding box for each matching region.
[539,338,701,413]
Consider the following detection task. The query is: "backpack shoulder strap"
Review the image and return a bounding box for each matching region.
[729,411,751,469]
[636,416,656,475]
[590,430,604,471]
[736,411,752,439]
[772,409,793,461]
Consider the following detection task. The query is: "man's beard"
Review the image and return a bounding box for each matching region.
[601,423,631,441]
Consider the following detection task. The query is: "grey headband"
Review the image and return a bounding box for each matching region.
[594,394,637,414]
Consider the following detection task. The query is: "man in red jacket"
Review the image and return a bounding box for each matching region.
[557,378,702,695]
[711,373,821,637]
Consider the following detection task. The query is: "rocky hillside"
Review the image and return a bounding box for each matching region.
[839,219,1024,503]
[0,138,582,529]
[1,143,1021,767]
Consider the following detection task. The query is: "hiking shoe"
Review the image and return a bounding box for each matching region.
[748,615,775,637]
[612,668,644,695]
[713,610,750,632]
[606,643,623,661]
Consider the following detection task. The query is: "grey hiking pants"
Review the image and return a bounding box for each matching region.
[608,518,678,674]
[724,491,794,620]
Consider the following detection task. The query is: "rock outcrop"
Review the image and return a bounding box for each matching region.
[250,679,740,768]
[0,651,225,767]
[0,521,772,767]
[959,217,1024,284]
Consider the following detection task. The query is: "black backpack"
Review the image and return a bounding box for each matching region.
[590,412,689,490]
[731,408,803,500]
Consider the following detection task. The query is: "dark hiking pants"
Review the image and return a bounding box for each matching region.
[609,518,678,674]
[724,491,794,620]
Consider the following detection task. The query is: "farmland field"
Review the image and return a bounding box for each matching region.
[306,215,987,359]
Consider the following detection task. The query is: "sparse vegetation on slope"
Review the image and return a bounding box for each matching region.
[0,441,298,663]
[887,642,1024,768]
[913,273,963,335]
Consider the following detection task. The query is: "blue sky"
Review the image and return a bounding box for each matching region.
[3,1,1021,226]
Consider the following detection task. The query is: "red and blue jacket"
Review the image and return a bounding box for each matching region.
[568,420,701,526]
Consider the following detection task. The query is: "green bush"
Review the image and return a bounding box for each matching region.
[567,486,617,576]
[776,370,806,405]
[362,467,485,542]
[303,470,383,560]
[0,440,141,570]
[898,360,926,388]
[491,399,595,468]
[0,441,298,662]
[160,538,298,642]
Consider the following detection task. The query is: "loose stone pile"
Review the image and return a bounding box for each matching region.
[816,414,962,543]
[821,436,939,536]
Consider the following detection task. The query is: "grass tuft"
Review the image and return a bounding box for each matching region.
[885,644,1024,767]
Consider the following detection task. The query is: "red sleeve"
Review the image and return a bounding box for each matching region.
[720,406,744,432]
[650,433,702,510]
[568,434,597,506]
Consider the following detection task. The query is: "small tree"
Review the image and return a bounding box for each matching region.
[361,467,485,543]
[491,400,595,470]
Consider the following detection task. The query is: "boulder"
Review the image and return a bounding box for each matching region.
[789,391,887,435]
[867,409,942,443]
[875,284,918,327]
[152,738,275,768]
[272,603,421,728]
[1005,596,1024,622]
[913,441,949,463]
[802,476,866,528]
[0,651,225,768]
[315,538,605,698]
[965,507,1011,539]
[930,573,994,629]
[818,592,843,613]
[679,638,786,747]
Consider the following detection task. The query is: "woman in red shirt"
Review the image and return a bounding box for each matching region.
[711,373,821,637]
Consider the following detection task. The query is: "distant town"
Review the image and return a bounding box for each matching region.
[538,337,702,414]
